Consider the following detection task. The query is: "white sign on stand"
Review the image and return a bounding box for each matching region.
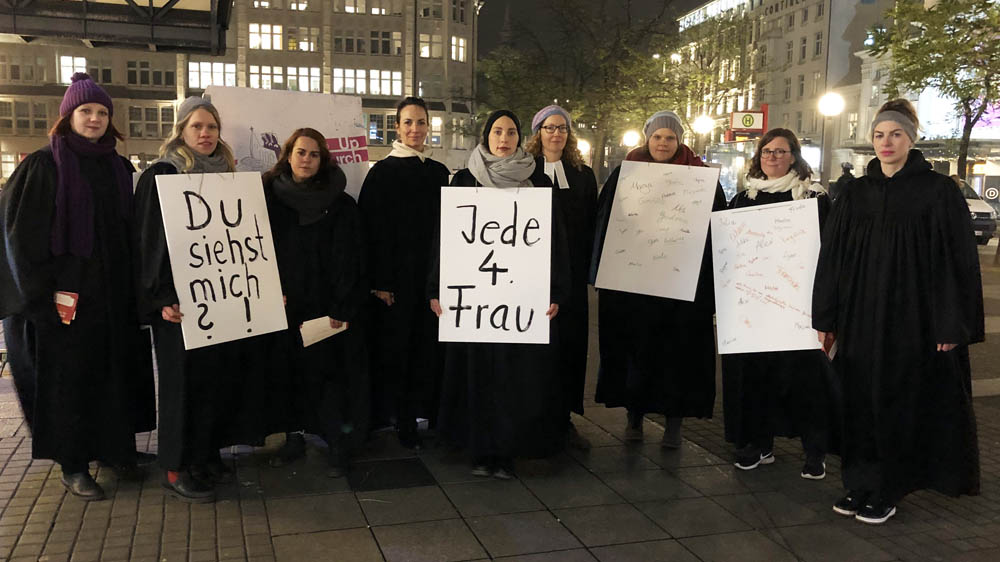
[710,198,823,354]
[595,161,720,301]
[438,186,552,344]
[204,86,369,198]
[155,172,287,350]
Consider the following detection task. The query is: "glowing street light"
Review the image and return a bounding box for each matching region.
[622,130,642,147]
[577,138,592,157]
[670,53,683,64]
[692,115,715,135]
[818,92,845,117]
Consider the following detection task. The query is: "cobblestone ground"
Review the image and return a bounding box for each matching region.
[0,244,996,562]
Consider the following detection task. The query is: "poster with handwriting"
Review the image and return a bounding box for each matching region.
[205,86,368,199]
[710,198,822,354]
[156,172,287,350]
[595,161,721,301]
[438,186,551,344]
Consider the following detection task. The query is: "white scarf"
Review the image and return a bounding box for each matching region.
[745,171,826,201]
[388,140,433,163]
[543,160,570,189]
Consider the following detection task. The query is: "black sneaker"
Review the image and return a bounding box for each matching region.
[492,457,515,480]
[471,456,492,477]
[734,449,774,470]
[800,456,826,480]
[832,491,867,516]
[855,497,896,525]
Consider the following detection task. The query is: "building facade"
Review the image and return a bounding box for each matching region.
[0,0,482,186]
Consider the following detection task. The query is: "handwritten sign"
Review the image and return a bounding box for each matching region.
[595,161,720,301]
[438,186,551,344]
[155,172,287,350]
[710,198,822,354]
[204,86,369,198]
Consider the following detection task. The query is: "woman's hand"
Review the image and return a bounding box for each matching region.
[161,304,183,323]
[375,290,395,306]
[546,303,559,320]
[817,330,835,352]
[937,343,957,352]
[329,318,344,330]
[430,299,443,317]
[283,295,287,307]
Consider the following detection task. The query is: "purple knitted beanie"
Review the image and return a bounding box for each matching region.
[531,105,572,133]
[59,73,114,117]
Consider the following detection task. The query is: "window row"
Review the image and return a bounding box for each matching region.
[364,112,443,146]
[782,71,824,101]
[419,34,467,61]
[128,105,175,139]
[334,30,403,55]
[332,68,402,96]
[253,0,313,10]
[0,100,48,135]
[248,65,323,92]
[0,55,49,84]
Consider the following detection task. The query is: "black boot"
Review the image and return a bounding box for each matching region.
[61,470,104,501]
[270,432,307,467]
[162,470,215,503]
[397,418,423,451]
[326,446,350,479]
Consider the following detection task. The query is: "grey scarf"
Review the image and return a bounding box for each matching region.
[467,144,537,187]
[156,145,231,174]
[271,169,341,225]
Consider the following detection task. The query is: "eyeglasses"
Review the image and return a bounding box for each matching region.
[760,148,790,159]
[541,125,569,134]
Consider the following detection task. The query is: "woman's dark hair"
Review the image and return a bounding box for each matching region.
[747,128,813,181]
[876,98,920,131]
[48,113,124,141]
[396,96,430,122]
[481,109,522,148]
[262,128,331,184]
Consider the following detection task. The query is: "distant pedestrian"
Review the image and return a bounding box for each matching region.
[358,97,449,450]
[830,162,853,201]
[813,99,983,524]
[431,109,571,478]
[721,128,839,480]
[0,73,156,501]
[135,97,274,503]
[263,128,369,477]
[525,105,598,450]
[590,110,726,447]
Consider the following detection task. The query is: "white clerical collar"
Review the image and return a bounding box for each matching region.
[543,160,570,189]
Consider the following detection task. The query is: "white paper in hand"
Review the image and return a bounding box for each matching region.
[300,318,348,347]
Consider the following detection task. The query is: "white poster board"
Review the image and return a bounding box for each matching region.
[155,172,287,350]
[710,198,823,354]
[595,161,720,301]
[438,186,552,344]
[204,86,369,198]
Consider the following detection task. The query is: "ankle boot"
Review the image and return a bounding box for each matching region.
[661,417,683,449]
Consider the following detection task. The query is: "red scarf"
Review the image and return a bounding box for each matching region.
[625,144,706,167]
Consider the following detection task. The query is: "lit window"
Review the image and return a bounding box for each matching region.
[430,116,442,147]
[188,62,236,89]
[419,34,443,58]
[450,36,467,62]
[250,23,283,50]
[249,65,285,90]
[59,56,86,84]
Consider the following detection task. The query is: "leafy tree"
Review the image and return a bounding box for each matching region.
[869,0,1000,179]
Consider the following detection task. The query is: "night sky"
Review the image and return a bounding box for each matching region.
[477,0,707,57]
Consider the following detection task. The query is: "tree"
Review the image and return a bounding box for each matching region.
[869,0,1000,179]
[475,0,676,180]
[661,9,757,139]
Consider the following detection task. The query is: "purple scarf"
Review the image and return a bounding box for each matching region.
[49,132,132,257]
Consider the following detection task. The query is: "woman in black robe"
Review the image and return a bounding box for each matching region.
[358,97,449,450]
[135,97,275,503]
[813,99,983,524]
[0,73,155,500]
[721,128,838,479]
[430,110,571,478]
[524,105,598,449]
[591,110,726,447]
[263,128,369,477]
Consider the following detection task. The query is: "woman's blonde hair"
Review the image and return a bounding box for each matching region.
[158,103,235,172]
[525,126,586,171]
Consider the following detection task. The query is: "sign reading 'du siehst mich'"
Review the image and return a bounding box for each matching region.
[156,172,287,350]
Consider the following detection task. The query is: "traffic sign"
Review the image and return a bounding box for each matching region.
[731,112,765,132]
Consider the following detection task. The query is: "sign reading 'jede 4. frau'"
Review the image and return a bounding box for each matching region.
[156,172,287,350]
[438,186,552,344]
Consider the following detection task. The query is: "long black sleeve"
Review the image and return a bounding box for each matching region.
[133,162,180,319]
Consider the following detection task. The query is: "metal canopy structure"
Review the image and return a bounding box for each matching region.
[0,0,234,55]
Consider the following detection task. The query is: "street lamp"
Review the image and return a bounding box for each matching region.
[817,92,845,188]
[577,138,592,157]
[670,53,683,64]
[692,115,714,153]
[622,130,641,148]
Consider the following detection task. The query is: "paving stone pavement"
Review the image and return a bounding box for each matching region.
[0,247,996,562]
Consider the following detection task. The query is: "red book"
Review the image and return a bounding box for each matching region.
[54,291,78,325]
